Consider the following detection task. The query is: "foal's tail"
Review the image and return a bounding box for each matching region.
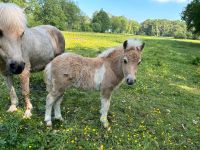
[44,63,53,93]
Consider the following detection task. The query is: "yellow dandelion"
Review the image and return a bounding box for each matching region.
[71,140,75,143]
[100,144,104,150]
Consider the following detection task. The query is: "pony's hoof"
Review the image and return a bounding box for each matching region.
[23,110,32,118]
[7,105,18,112]
[46,121,52,127]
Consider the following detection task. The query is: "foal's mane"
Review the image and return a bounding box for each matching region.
[98,47,122,58]
[0,3,26,32]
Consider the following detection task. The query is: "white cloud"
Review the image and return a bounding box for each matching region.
[154,0,191,3]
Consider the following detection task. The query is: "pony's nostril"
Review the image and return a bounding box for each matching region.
[9,61,25,74]
[10,62,16,69]
[20,61,25,69]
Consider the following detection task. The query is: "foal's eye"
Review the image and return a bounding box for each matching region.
[123,58,128,64]
[0,30,3,38]
[138,61,141,65]
[20,31,24,38]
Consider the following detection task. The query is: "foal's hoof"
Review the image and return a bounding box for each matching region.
[54,116,64,121]
[7,105,18,112]
[102,121,109,128]
[100,117,110,128]
[23,110,32,118]
[46,121,52,127]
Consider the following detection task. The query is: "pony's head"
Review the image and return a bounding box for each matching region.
[122,39,145,85]
[0,3,26,75]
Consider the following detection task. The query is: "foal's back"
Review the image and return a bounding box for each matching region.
[45,53,104,91]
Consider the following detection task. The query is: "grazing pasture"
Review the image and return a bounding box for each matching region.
[0,32,200,149]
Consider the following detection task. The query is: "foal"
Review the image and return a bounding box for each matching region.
[44,39,145,128]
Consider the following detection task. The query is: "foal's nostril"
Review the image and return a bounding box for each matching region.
[126,78,135,85]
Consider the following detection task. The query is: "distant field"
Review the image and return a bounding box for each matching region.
[0,32,200,149]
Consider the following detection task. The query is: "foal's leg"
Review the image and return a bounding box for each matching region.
[45,91,62,126]
[6,76,18,112]
[100,89,112,128]
[45,93,57,126]
[20,65,32,118]
[53,95,64,121]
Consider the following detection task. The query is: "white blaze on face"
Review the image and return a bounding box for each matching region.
[94,64,106,90]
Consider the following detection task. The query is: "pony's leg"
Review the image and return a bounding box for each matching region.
[6,76,18,112]
[100,89,112,128]
[45,92,59,126]
[20,66,32,118]
[53,95,64,121]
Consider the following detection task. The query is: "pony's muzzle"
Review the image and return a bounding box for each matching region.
[9,61,25,74]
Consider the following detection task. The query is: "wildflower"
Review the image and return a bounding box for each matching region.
[71,140,75,143]
[100,144,104,150]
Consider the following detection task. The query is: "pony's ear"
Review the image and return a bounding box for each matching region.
[123,40,128,50]
[136,42,145,51]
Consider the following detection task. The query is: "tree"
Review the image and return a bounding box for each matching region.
[92,22,101,32]
[92,9,110,32]
[140,19,190,38]
[182,0,200,35]
[0,0,27,7]
[25,0,43,27]
[39,0,66,30]
[119,16,128,33]
[127,20,140,34]
[80,14,92,32]
[111,16,121,33]
[60,0,81,31]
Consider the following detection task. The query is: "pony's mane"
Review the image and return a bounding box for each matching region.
[0,3,26,33]
[98,47,118,58]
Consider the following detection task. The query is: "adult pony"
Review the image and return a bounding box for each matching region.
[44,39,144,128]
[0,3,65,117]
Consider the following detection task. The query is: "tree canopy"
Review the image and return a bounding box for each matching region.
[182,0,200,35]
[92,9,110,32]
[0,0,197,38]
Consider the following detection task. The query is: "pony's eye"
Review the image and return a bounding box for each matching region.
[0,30,3,38]
[138,61,141,65]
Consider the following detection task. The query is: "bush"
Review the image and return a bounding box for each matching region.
[191,57,200,66]
[174,31,186,39]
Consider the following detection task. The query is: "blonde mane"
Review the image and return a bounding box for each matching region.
[0,3,26,33]
[98,47,118,58]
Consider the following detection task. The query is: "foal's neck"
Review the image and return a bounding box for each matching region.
[104,49,124,82]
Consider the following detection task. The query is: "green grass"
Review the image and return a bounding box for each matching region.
[1,32,200,149]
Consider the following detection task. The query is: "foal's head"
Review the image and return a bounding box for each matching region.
[122,39,145,85]
[0,3,26,75]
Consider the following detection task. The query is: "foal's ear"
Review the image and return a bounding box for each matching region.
[136,42,145,51]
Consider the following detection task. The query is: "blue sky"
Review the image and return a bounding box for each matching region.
[75,0,191,22]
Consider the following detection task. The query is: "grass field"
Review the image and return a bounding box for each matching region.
[0,32,200,149]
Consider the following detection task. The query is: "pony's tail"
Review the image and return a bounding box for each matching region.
[44,63,53,93]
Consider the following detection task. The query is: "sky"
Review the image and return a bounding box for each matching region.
[75,0,192,22]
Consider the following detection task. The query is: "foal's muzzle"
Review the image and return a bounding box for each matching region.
[126,77,136,85]
[9,61,25,74]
